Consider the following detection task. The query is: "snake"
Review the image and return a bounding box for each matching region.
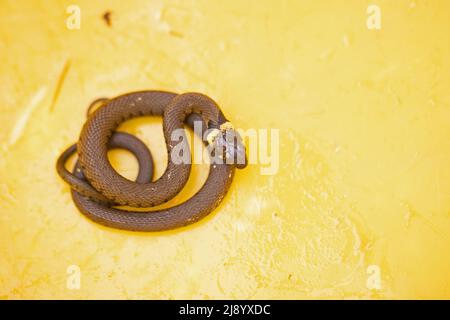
[56,91,246,232]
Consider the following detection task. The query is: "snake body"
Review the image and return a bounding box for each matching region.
[57,91,246,232]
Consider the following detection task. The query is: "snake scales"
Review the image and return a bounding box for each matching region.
[56,91,246,232]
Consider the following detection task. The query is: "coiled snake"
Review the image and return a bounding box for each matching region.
[56,91,246,232]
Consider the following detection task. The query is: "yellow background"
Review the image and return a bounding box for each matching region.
[1,0,449,299]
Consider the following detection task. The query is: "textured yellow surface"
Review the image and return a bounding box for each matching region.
[1,0,450,299]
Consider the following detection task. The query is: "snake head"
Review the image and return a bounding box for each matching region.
[207,122,247,169]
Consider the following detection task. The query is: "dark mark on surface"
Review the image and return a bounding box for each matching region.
[169,30,184,38]
[102,11,112,27]
[50,60,71,112]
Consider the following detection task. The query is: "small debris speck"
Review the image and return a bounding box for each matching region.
[102,11,112,27]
